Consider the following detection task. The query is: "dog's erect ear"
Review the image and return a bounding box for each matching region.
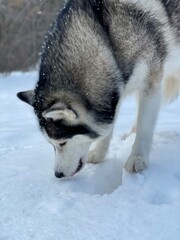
[17,90,35,106]
[43,107,77,122]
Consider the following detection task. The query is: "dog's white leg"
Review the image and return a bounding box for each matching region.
[125,74,162,173]
[122,93,139,140]
[88,130,113,164]
[122,123,137,140]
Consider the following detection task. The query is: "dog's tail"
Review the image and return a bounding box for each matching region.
[162,70,180,105]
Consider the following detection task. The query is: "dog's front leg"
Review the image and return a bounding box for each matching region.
[125,72,162,173]
[88,129,113,164]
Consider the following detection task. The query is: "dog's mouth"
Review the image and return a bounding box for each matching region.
[72,158,84,176]
[76,158,84,172]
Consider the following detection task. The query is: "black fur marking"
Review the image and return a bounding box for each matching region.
[89,0,105,26]
[160,0,178,20]
[84,90,120,124]
[160,0,180,36]
[43,119,99,140]
[60,0,74,19]
[77,0,110,36]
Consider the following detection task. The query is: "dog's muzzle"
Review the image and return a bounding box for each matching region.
[54,158,84,178]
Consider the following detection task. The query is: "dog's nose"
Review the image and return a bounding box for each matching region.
[55,172,65,179]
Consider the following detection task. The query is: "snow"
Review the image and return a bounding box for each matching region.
[0,70,180,240]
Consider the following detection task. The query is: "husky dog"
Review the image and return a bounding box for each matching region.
[17,0,180,178]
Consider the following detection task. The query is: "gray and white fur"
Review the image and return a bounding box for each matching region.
[17,0,180,178]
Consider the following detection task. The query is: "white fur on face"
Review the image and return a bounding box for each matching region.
[42,104,113,177]
[48,134,93,177]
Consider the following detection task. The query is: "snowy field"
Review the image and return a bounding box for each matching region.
[0,69,180,240]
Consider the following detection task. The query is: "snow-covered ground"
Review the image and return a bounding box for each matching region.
[0,70,180,240]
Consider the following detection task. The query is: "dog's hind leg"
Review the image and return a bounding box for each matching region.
[162,70,180,104]
[125,71,162,173]
[87,130,113,164]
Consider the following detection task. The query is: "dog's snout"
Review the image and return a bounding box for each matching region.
[55,171,65,179]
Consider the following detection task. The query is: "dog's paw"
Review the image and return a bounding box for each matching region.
[125,155,148,173]
[87,150,106,164]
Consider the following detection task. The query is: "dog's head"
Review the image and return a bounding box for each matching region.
[17,48,121,178]
[17,89,116,178]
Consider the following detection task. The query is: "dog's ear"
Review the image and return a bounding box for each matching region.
[43,108,76,122]
[17,90,35,106]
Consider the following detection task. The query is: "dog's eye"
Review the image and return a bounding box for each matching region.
[59,142,66,147]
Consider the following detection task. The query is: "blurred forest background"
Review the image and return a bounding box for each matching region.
[0,0,64,73]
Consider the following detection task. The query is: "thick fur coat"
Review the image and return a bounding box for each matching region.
[17,0,180,178]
